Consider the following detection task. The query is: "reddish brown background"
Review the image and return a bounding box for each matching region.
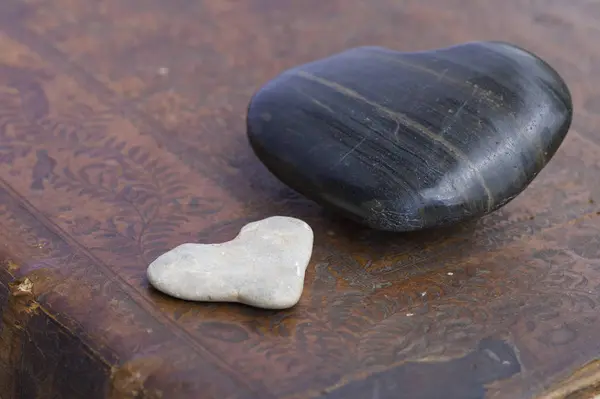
[1,0,600,398]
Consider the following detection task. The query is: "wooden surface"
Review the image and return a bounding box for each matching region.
[0,0,599,398]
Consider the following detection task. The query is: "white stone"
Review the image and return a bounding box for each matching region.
[146,216,314,309]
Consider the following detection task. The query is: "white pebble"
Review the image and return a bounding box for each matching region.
[146,216,314,309]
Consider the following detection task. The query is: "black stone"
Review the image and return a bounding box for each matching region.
[246,41,573,232]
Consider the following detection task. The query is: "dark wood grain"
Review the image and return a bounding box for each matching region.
[246,42,573,231]
[0,0,598,398]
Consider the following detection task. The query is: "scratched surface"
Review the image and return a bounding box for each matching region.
[0,0,599,398]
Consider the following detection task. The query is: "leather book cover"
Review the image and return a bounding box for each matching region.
[0,1,599,398]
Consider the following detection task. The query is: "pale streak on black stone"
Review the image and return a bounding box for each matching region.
[295,70,494,208]
[246,41,573,232]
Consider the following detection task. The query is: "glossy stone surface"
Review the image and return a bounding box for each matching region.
[246,41,573,232]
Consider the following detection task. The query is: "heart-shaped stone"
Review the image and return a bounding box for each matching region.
[246,41,573,232]
[146,216,314,309]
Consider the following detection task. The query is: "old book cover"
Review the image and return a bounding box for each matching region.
[0,0,599,398]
